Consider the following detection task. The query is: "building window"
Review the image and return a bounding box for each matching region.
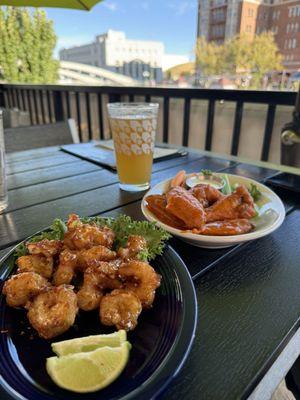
[248,8,254,17]
[295,23,299,32]
[272,10,276,19]
[246,25,252,33]
[277,10,280,19]
[286,24,290,33]
[292,38,297,48]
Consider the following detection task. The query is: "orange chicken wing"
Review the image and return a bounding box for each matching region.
[190,184,224,207]
[145,194,186,229]
[166,186,206,229]
[206,185,256,223]
[201,219,254,236]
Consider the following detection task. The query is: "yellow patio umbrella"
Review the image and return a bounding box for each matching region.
[0,0,102,10]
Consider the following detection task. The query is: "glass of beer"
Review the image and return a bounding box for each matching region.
[107,102,159,192]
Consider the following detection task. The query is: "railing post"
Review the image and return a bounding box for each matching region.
[0,86,5,108]
[53,90,64,122]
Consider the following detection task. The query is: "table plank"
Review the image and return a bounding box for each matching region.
[6,153,78,175]
[225,163,277,182]
[7,161,100,190]
[161,210,300,400]
[6,169,116,212]
[6,146,59,164]
[0,156,233,249]
[6,150,203,191]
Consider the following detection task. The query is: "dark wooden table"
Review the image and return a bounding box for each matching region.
[1,144,300,400]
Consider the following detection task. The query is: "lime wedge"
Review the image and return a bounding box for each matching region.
[46,341,130,393]
[51,330,127,356]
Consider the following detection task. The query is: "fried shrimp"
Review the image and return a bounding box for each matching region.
[27,285,78,339]
[78,245,116,269]
[27,239,63,257]
[117,235,147,260]
[2,272,49,308]
[17,254,53,279]
[118,260,161,308]
[100,289,142,331]
[3,212,164,337]
[77,264,122,311]
[64,214,115,250]
[52,249,78,286]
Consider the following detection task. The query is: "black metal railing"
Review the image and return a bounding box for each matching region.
[0,84,297,162]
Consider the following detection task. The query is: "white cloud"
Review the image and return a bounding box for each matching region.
[102,1,118,11]
[168,1,196,16]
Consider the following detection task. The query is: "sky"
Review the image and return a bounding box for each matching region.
[43,0,197,59]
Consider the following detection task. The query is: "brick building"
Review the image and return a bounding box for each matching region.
[197,0,300,71]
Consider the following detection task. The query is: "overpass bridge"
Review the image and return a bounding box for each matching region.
[59,61,138,86]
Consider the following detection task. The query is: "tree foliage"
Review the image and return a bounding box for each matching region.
[196,32,283,88]
[0,7,58,83]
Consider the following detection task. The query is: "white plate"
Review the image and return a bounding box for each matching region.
[141,173,285,249]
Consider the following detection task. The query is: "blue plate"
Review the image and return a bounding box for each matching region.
[0,241,197,400]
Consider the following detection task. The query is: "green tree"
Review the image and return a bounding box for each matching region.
[225,34,253,74]
[195,37,225,75]
[250,31,282,88]
[195,32,283,89]
[0,7,58,83]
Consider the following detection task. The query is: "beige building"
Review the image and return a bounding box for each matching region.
[197,0,300,71]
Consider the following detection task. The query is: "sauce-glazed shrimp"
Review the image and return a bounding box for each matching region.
[2,272,49,308]
[117,235,147,260]
[100,289,142,331]
[77,263,122,311]
[17,254,53,279]
[27,239,63,257]
[27,285,78,339]
[64,214,115,250]
[53,249,78,286]
[118,260,161,308]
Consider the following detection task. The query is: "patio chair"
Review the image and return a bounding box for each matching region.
[4,119,79,153]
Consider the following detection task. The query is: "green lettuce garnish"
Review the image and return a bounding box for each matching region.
[84,215,171,261]
[14,219,67,257]
[14,215,171,262]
